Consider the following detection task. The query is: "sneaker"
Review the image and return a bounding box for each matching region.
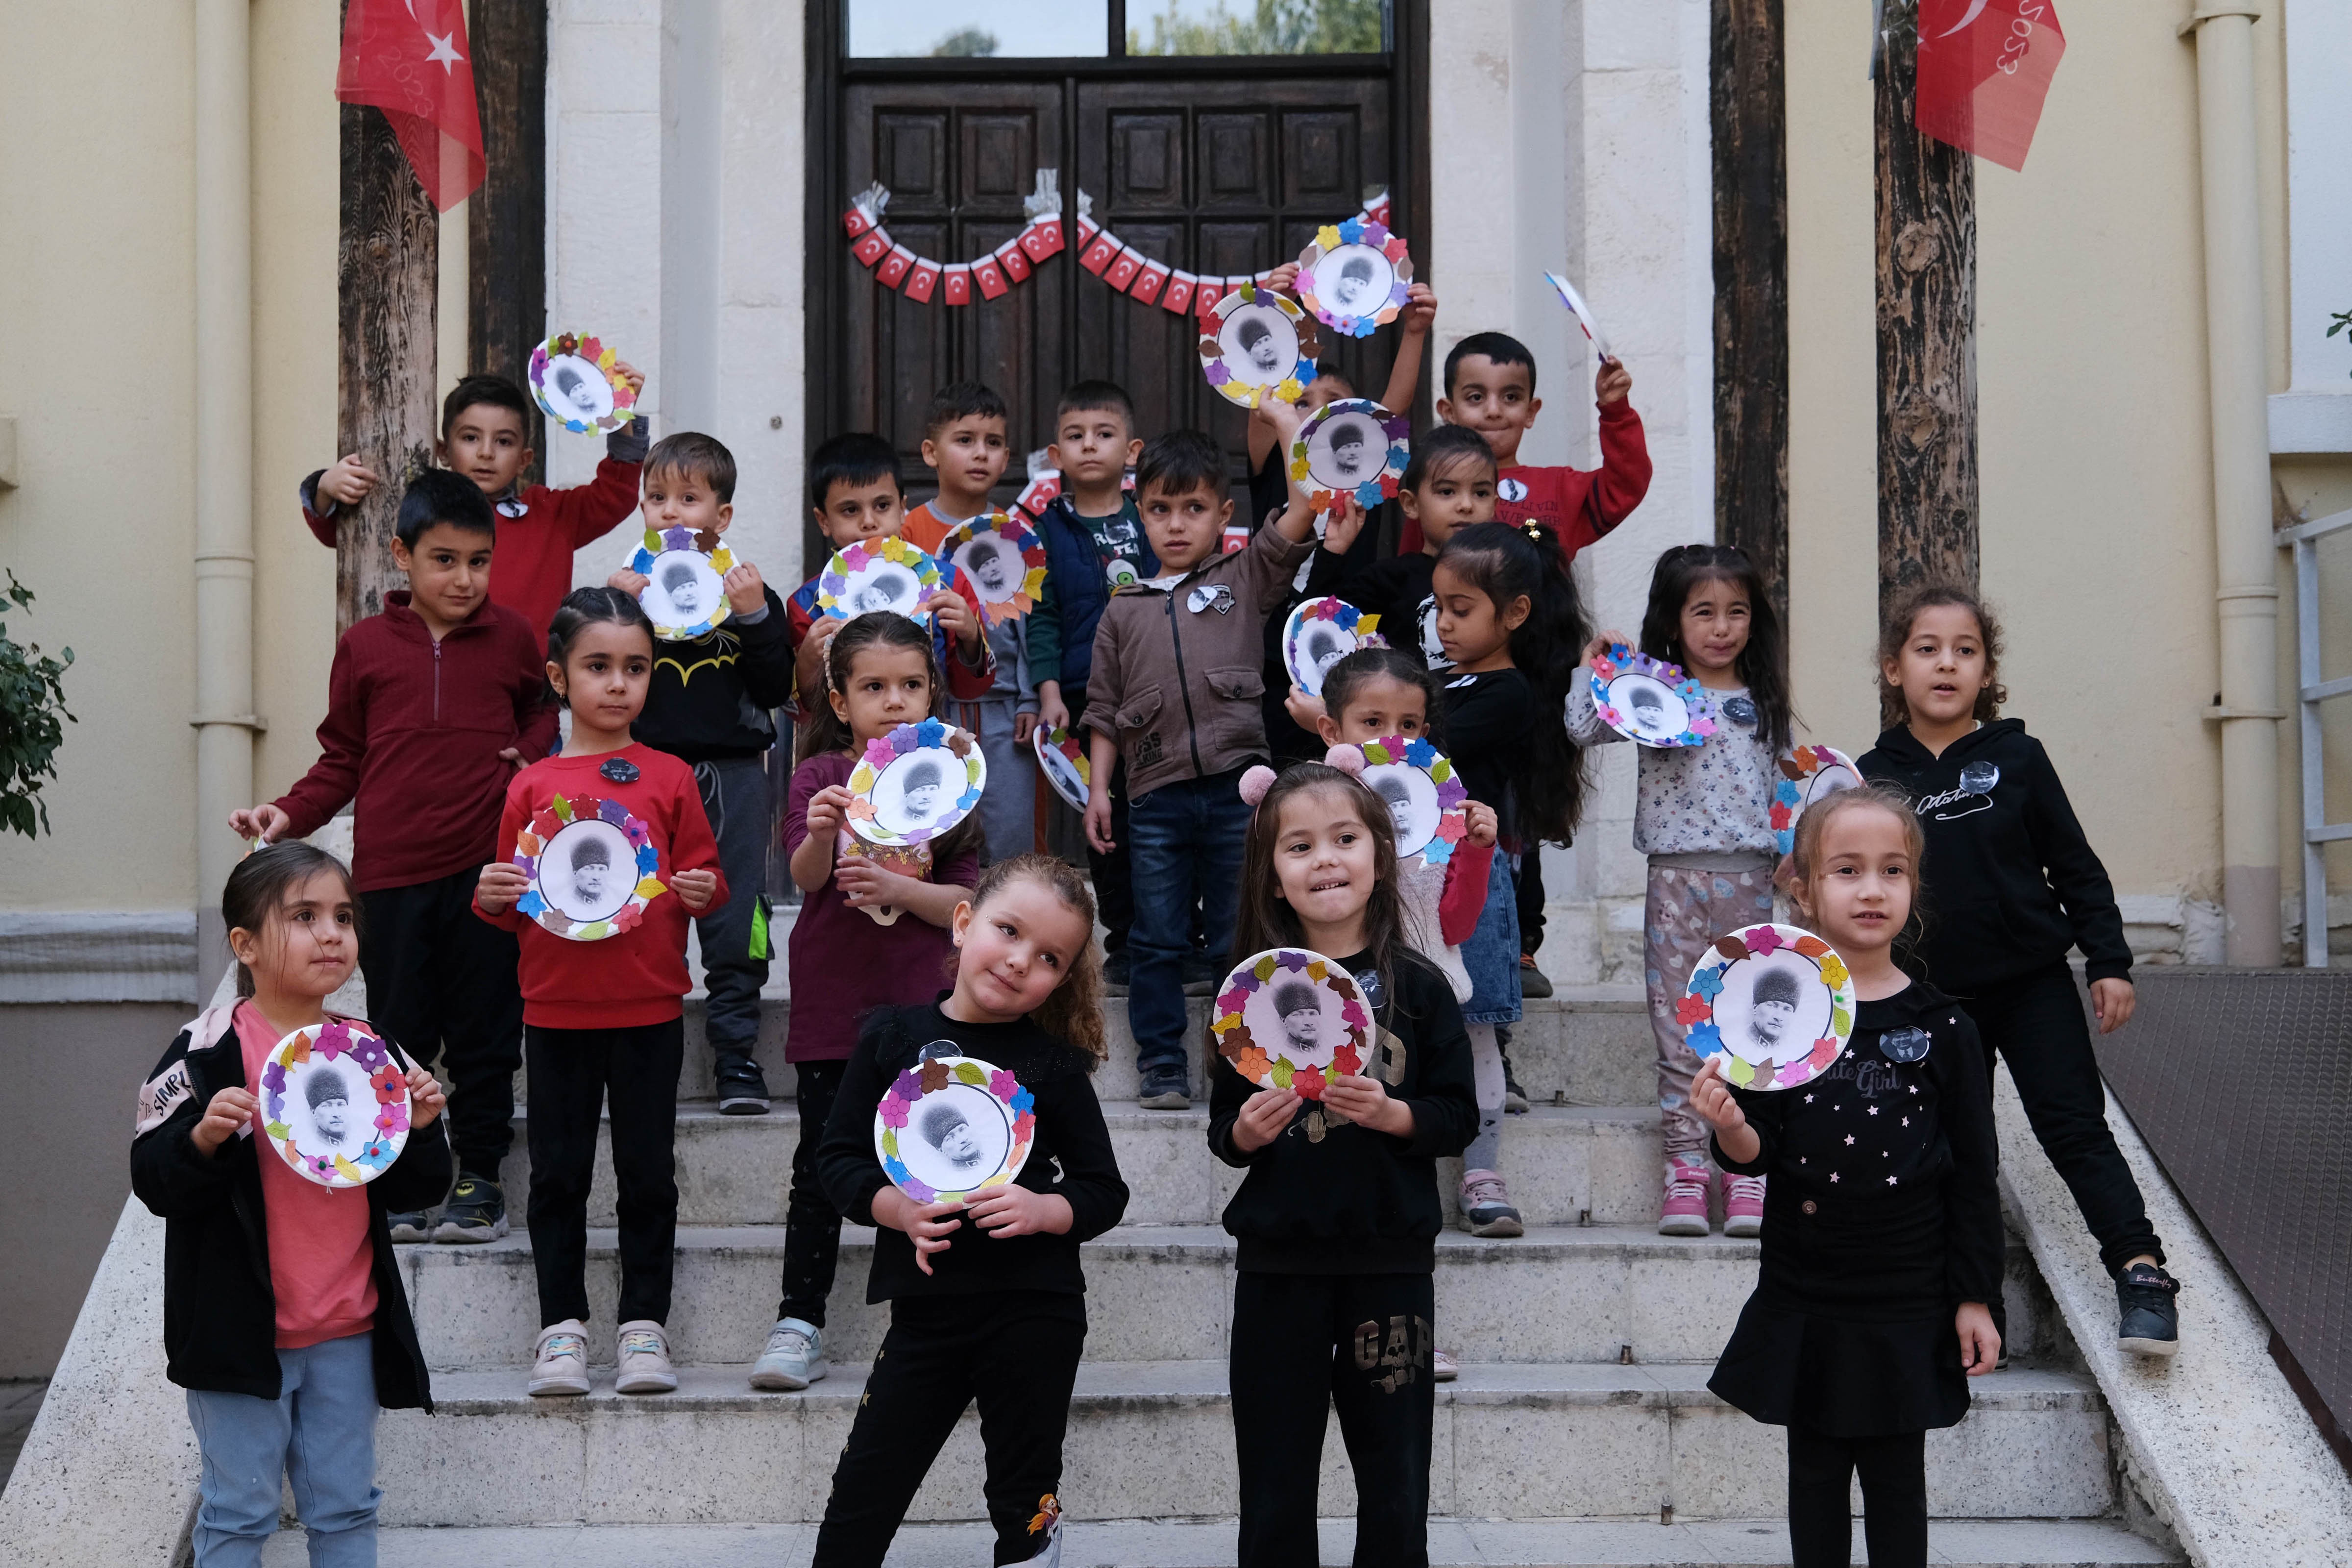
[715,1053,772,1116]
[1104,949,1132,995]
[750,1317,828,1391]
[2115,1262,2181,1356]
[1181,951,1223,997]
[1721,1172,1765,1238]
[387,1210,433,1243]
[1517,954,1554,999]
[1498,1038,1530,1114]
[614,1320,678,1394]
[1432,1348,1459,1382]
[1459,1169,1524,1238]
[1658,1163,1712,1237]
[1137,1065,1191,1110]
[433,1175,509,1244]
[529,1320,592,1397]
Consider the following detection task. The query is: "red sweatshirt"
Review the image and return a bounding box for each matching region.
[474,743,727,1029]
[272,593,560,892]
[1400,398,1653,558]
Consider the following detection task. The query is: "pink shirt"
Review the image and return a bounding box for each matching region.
[235,1002,378,1348]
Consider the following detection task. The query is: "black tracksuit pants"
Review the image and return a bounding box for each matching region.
[813,1292,1087,1567]
[1786,1426,1927,1568]
[778,1059,846,1325]
[359,868,524,1183]
[1230,1271,1437,1568]
[523,1018,683,1326]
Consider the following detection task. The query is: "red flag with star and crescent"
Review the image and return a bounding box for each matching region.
[335,0,486,211]
[1912,0,2065,173]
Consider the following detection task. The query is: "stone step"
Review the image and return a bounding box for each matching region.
[265,1517,2180,1567]
[403,1223,2053,1372]
[369,1361,2116,1529]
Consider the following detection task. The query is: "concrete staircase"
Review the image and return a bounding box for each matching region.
[313,990,2175,1565]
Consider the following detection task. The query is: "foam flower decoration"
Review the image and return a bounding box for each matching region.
[370,1062,404,1098]
[878,1093,909,1129]
[1806,1036,1841,1073]
[1233,1044,1271,1083]
[989,1069,1020,1101]
[1687,1021,1723,1056]
[892,1068,924,1102]
[599,799,632,828]
[531,808,563,838]
[1769,801,1793,830]
[919,1060,951,1095]
[1816,954,1849,989]
[1689,966,1725,1001]
[1674,993,1713,1027]
[1339,998,1370,1031]
[1011,1085,1035,1116]
[1013,1110,1036,1143]
[375,1102,408,1135]
[1276,951,1310,974]
[516,890,549,919]
[261,1062,287,1093]
[1745,927,1785,956]
[611,903,643,934]
[1291,1066,1326,1101]
[1332,1042,1362,1078]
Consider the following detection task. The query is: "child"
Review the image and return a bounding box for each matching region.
[810,855,1130,1565]
[1081,425,1320,1109]
[1566,543,1792,1239]
[302,371,648,646]
[901,381,1043,863]
[608,433,794,1117]
[1426,520,1592,1230]
[132,843,451,1566]
[1692,785,2004,1568]
[1210,760,1479,1568]
[473,588,727,1397]
[1860,583,2180,1356]
[1243,270,1437,531]
[229,469,554,1245]
[752,613,985,1393]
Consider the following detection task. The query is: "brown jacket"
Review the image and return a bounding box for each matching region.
[1080,523,1314,799]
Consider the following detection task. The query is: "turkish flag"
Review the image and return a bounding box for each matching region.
[1161,270,1197,314]
[1913,0,2066,172]
[904,257,942,303]
[942,264,972,306]
[997,240,1032,284]
[1194,276,1226,319]
[1079,230,1122,277]
[1104,247,1144,292]
[1130,258,1171,306]
[1021,218,1063,262]
[876,245,915,288]
[336,0,485,212]
[852,226,892,267]
[974,253,1010,299]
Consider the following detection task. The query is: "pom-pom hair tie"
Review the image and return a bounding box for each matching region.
[1238,765,1279,806]
[1321,745,1367,778]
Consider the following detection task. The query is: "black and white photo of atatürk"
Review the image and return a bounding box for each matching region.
[543,353,613,424]
[539,817,638,924]
[1216,301,1303,390]
[642,549,725,627]
[1363,760,1443,861]
[1311,242,1396,318]
[897,1082,1014,1196]
[1301,411,1382,494]
[1604,672,1691,744]
[872,748,963,837]
[1708,950,1836,1069]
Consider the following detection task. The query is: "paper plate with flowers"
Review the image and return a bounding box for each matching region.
[874,1055,1033,1205]
[1586,642,1720,749]
[529,331,638,435]
[1771,743,1865,854]
[939,511,1047,627]
[1211,948,1374,1099]
[259,1020,411,1188]
[1200,284,1316,410]
[1681,922,1855,1092]
[512,794,666,942]
[817,536,945,623]
[1289,399,1409,517]
[1298,219,1413,339]
[846,718,986,848]
[623,524,736,641]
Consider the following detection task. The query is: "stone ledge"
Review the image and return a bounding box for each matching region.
[0,911,197,1004]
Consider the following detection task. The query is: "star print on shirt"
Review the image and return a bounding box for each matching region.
[1909,1085,1919,1095]
[1804,1094,1814,1103]
[1901,1117,1911,1127]
[1844,1134,1855,1146]
[1867,1106,1879,1116]
[1886,1176,1898,1186]
[1830,1172,1840,1182]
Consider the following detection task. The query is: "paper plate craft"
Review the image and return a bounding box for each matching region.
[1211,949,1374,1099]
[817,536,944,623]
[1282,597,1381,697]
[1200,284,1316,409]
[1541,272,1614,361]
[1289,399,1409,515]
[528,331,638,435]
[839,839,935,927]
[1033,723,1090,811]
[258,1021,411,1188]
[1772,743,1865,854]
[847,718,986,848]
[873,1054,1033,1205]
[1680,922,1855,1092]
[939,511,1047,627]
[512,794,665,941]
[1352,735,1469,867]
[622,526,736,641]
[1587,643,1720,749]
[1298,218,1413,339]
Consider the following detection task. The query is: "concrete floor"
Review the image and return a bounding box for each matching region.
[0,1381,49,1496]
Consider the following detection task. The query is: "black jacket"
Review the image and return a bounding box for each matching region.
[1859,718,2132,992]
[634,588,795,762]
[1208,950,1479,1274]
[130,1005,451,1407]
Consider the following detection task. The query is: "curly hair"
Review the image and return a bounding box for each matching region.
[968,855,1107,1065]
[1877,582,2007,731]
[1777,783,1926,935]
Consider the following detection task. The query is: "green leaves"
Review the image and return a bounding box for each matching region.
[0,570,74,839]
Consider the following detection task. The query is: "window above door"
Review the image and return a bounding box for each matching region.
[844,0,1389,61]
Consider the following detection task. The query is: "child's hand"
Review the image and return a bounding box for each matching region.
[1398,281,1437,337]
[1581,630,1630,665]
[1595,357,1631,407]
[1283,686,1327,735]
[1323,1073,1413,1137]
[1083,792,1116,855]
[607,567,650,597]
[404,1066,448,1128]
[1690,1056,1748,1135]
[925,589,983,655]
[497,746,527,771]
[318,454,380,510]
[966,1183,1073,1240]
[2090,978,2134,1035]
[1323,498,1368,556]
[1956,1301,2001,1376]
[476,861,530,914]
[228,803,291,844]
[833,857,914,909]
[612,359,647,397]
[870,1186,963,1275]
[1463,801,1498,849]
[1265,260,1301,297]
[723,562,766,615]
[191,1086,257,1156]
[1036,688,1069,736]
[1260,395,1307,446]
[1231,1085,1301,1152]
[671,868,719,913]
[805,784,853,842]
[1013,711,1038,745]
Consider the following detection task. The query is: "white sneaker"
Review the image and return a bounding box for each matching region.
[529,1319,591,1397]
[749,1317,827,1391]
[614,1319,678,1395]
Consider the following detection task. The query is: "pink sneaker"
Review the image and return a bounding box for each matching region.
[1722,1172,1765,1238]
[1658,1163,1711,1237]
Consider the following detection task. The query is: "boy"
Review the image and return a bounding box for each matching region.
[607,433,793,1115]
[1082,426,1318,1108]
[229,470,557,1241]
[301,370,648,646]
[900,382,1041,863]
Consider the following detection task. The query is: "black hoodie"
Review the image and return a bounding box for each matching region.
[1859,718,2132,993]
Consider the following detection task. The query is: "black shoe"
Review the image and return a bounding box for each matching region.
[716,1053,772,1116]
[433,1175,509,1244]
[1518,955,1554,1000]
[387,1210,433,1243]
[1181,951,1224,997]
[1104,949,1132,995]
[1137,1064,1191,1110]
[2116,1262,2181,1356]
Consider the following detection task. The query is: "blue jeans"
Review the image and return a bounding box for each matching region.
[1461,848,1522,1026]
[1126,769,1253,1077]
[184,1331,380,1567]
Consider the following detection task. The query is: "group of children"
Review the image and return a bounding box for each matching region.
[134,275,2180,1568]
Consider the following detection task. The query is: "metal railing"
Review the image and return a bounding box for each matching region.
[2280,506,2352,968]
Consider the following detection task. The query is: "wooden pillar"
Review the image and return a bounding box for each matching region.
[468,0,547,474]
[1874,0,1978,606]
[1710,0,1789,620]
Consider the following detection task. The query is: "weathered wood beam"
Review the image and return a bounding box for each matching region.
[1711,0,1789,620]
[468,0,547,475]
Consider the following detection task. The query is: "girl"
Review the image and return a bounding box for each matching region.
[1425,519,1592,1234]
[1211,760,1479,1568]
[475,587,726,1398]
[810,855,1129,1566]
[753,612,985,1393]
[1567,543,1792,1239]
[1859,584,2179,1356]
[1692,785,2003,1568]
[132,843,451,1566]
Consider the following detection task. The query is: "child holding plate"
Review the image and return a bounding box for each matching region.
[473,588,727,1400]
[809,855,1129,1566]
[132,844,450,1566]
[1211,761,1478,1568]
[1691,785,2003,1568]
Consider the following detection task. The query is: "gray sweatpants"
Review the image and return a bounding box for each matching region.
[693,757,773,1060]
[949,693,1036,865]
